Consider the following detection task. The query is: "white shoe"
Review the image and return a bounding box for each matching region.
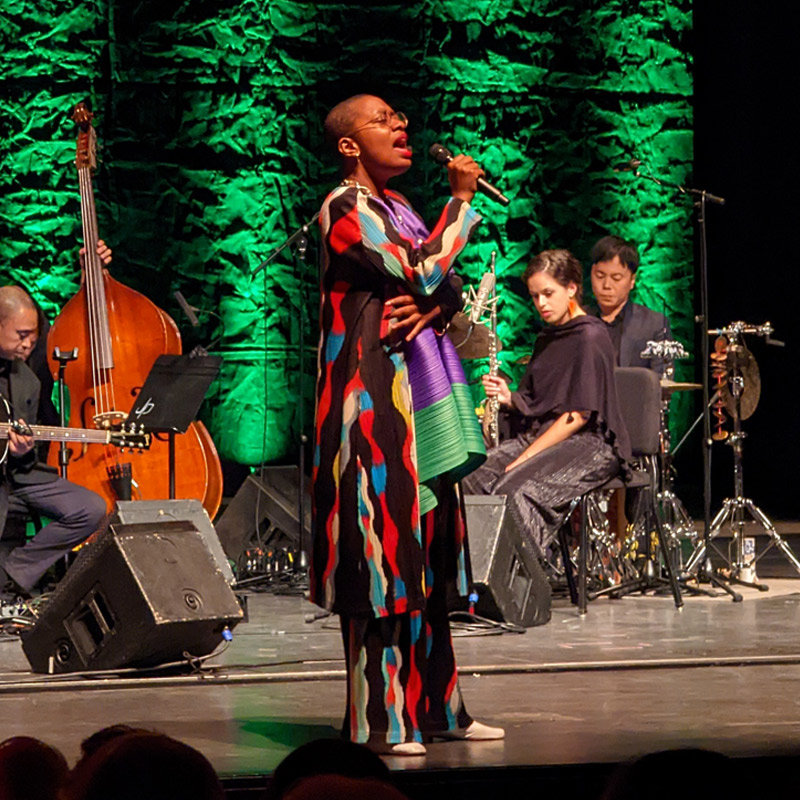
[372,741,427,756]
[433,720,505,741]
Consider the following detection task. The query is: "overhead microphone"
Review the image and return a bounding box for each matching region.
[429,143,511,206]
[468,271,496,324]
[613,158,642,173]
[174,290,200,327]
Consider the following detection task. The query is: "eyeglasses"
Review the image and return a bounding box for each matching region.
[345,110,408,138]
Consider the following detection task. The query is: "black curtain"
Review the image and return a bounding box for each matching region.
[684,3,799,518]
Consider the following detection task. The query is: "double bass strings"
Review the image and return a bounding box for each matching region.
[78,165,117,423]
[78,165,104,419]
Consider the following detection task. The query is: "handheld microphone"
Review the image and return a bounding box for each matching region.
[469,272,496,324]
[429,143,511,206]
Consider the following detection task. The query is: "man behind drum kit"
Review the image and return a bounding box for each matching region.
[589,235,672,375]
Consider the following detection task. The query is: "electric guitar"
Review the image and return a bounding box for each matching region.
[1,393,150,464]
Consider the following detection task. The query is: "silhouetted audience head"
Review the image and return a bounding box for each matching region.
[284,774,410,800]
[266,738,392,799]
[602,748,749,800]
[0,736,68,800]
[66,731,224,800]
[77,724,152,762]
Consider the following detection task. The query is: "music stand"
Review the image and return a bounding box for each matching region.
[126,354,221,499]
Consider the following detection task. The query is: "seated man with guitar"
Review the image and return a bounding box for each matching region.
[0,285,106,601]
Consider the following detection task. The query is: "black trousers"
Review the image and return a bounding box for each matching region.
[462,429,618,557]
[0,477,106,591]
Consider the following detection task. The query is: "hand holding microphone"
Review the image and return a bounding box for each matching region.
[447,153,485,204]
[430,143,511,206]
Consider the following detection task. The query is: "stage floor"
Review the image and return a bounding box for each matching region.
[3,578,800,794]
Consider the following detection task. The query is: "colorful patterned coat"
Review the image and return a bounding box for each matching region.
[310,185,480,619]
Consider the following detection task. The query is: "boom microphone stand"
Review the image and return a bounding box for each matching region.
[622,160,740,601]
[251,214,319,576]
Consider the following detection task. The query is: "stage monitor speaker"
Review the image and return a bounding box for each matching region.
[462,495,551,628]
[21,521,244,674]
[215,467,311,565]
[110,499,234,584]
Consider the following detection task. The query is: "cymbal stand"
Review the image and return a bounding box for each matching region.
[640,340,699,572]
[622,163,739,599]
[685,322,795,586]
[657,387,717,597]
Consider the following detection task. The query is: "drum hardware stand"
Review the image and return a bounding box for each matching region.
[600,340,712,601]
[641,339,700,572]
[554,491,637,603]
[252,213,319,578]
[623,163,740,600]
[685,321,793,586]
[591,487,683,606]
[52,346,79,479]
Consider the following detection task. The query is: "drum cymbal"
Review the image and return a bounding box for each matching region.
[447,312,503,359]
[660,379,702,395]
[722,344,761,420]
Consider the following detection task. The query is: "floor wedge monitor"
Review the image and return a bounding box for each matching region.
[22,520,244,674]
[462,494,551,627]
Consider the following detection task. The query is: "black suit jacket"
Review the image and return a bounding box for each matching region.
[618,301,671,374]
[1,359,58,531]
[590,300,671,375]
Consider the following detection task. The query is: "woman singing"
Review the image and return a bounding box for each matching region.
[463,249,631,556]
[311,94,504,755]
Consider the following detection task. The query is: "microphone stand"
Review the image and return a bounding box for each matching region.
[251,216,318,579]
[250,212,320,278]
[628,164,740,601]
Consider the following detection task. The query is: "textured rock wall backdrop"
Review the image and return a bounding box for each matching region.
[0,0,693,465]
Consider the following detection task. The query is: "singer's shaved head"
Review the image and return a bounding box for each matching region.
[323,95,412,183]
[323,94,373,150]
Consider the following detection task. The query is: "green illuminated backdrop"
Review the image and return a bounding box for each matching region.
[0,0,693,466]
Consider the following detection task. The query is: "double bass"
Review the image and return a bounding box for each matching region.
[47,103,222,517]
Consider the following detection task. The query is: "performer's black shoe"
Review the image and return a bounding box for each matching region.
[0,567,31,604]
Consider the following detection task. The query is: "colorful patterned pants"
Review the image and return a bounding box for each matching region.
[339,498,472,745]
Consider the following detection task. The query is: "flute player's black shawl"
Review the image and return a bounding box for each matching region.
[511,315,632,472]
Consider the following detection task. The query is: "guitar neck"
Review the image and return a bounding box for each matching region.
[0,424,111,445]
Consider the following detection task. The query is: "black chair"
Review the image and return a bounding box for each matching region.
[556,367,683,614]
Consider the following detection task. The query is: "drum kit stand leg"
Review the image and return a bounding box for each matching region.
[601,316,791,602]
[610,340,715,600]
[653,346,701,575]
[684,321,796,587]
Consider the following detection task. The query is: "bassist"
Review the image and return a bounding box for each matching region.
[0,285,105,601]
